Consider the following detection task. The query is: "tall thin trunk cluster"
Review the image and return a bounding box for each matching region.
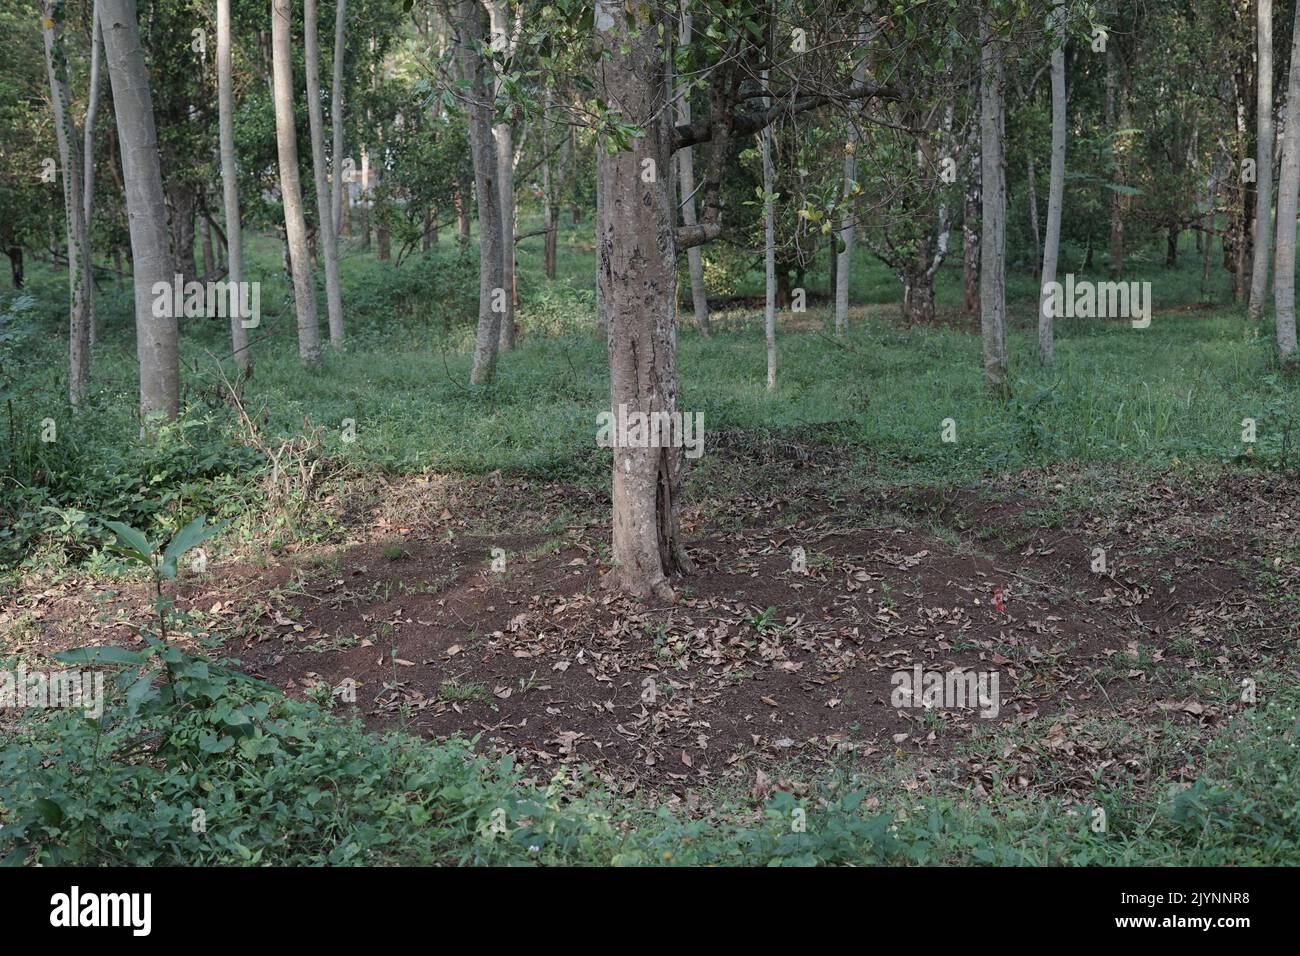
[270,0,322,366]
[304,0,344,345]
[218,0,252,373]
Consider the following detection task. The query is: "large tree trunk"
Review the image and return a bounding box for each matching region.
[483,0,517,350]
[761,70,776,391]
[1039,0,1066,366]
[596,0,691,600]
[1249,0,1274,320]
[101,0,179,421]
[979,12,1009,394]
[41,2,92,406]
[218,0,251,373]
[304,0,345,346]
[271,0,323,366]
[674,0,710,336]
[453,0,504,384]
[902,268,936,324]
[1273,0,1300,363]
[83,0,103,347]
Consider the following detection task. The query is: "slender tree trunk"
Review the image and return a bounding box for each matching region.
[200,213,214,275]
[100,0,179,420]
[330,0,347,237]
[1106,41,1125,279]
[1273,0,1300,363]
[979,12,1008,394]
[674,0,710,336]
[483,0,517,349]
[453,0,503,384]
[218,0,251,373]
[168,185,197,282]
[271,0,322,366]
[1039,0,1066,365]
[42,1,92,406]
[963,124,980,314]
[835,13,869,336]
[596,0,690,599]
[1027,157,1040,277]
[761,70,776,391]
[1249,0,1274,320]
[83,0,103,348]
[455,186,470,242]
[1234,54,1256,302]
[1203,169,1216,289]
[359,146,371,247]
[541,88,558,278]
[7,247,23,289]
[375,169,391,259]
[304,0,344,345]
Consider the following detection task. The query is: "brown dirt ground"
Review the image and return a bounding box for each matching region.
[3,454,1297,800]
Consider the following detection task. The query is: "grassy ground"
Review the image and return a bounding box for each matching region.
[1,219,1298,865]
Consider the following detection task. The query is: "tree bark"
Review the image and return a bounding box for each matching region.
[1039,0,1066,365]
[761,68,776,391]
[979,12,1009,394]
[1273,0,1300,363]
[1106,40,1126,279]
[41,1,92,406]
[100,0,179,421]
[271,0,323,366]
[83,0,103,347]
[330,0,347,237]
[1249,0,1274,320]
[596,0,691,600]
[674,0,710,336]
[452,0,504,384]
[835,11,870,336]
[483,0,517,350]
[304,0,345,346]
[963,123,980,314]
[218,0,251,372]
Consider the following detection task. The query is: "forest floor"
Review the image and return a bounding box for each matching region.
[9,447,1297,808]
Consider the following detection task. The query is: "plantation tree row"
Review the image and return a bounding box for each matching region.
[4,0,1300,596]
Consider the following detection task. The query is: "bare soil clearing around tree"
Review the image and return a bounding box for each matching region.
[9,451,1295,803]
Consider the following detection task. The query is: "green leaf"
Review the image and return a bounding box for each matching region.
[104,521,154,562]
[125,672,157,711]
[162,515,226,572]
[34,798,63,828]
[53,646,147,666]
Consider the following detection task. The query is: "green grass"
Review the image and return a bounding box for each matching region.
[2,222,1298,866]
